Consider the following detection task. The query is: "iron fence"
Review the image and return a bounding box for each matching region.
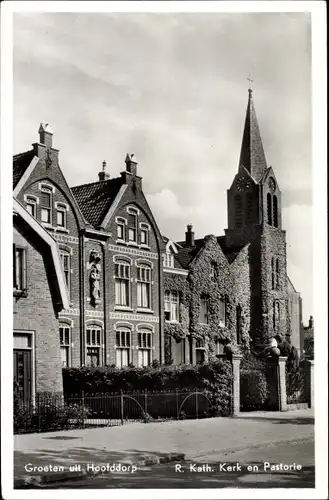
[14,389,214,434]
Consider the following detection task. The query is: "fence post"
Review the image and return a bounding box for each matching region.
[231,354,242,415]
[176,389,179,420]
[306,359,314,409]
[266,356,287,411]
[195,391,199,419]
[81,391,85,428]
[144,389,148,415]
[120,390,124,425]
[278,357,288,411]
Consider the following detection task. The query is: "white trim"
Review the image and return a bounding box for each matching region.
[59,317,74,327]
[115,216,127,225]
[110,312,159,323]
[13,198,70,310]
[108,243,158,260]
[86,318,104,329]
[52,233,79,244]
[58,243,73,255]
[163,267,189,276]
[127,205,140,215]
[114,321,134,331]
[13,155,39,197]
[39,181,56,193]
[85,309,104,318]
[13,330,36,403]
[23,194,39,205]
[165,239,178,254]
[135,258,153,269]
[55,201,70,212]
[100,184,128,228]
[113,254,133,264]
[59,308,80,316]
[139,222,150,230]
[136,323,155,332]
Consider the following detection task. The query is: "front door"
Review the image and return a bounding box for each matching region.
[13,349,32,401]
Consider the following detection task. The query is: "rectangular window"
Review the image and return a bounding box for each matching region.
[115,329,131,368]
[163,252,174,268]
[13,245,26,290]
[195,340,205,363]
[219,297,226,327]
[140,229,148,245]
[117,224,125,240]
[56,207,66,227]
[164,291,179,322]
[199,295,209,324]
[26,197,36,217]
[115,262,130,306]
[40,189,52,223]
[59,326,70,367]
[137,265,151,309]
[60,252,70,295]
[86,327,102,367]
[128,211,137,242]
[138,330,152,367]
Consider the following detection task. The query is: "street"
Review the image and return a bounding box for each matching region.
[26,438,315,489]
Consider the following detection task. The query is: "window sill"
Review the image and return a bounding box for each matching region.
[115,239,127,245]
[115,306,133,312]
[140,244,151,251]
[165,319,179,324]
[55,227,70,234]
[136,308,154,314]
[41,222,54,230]
[127,241,138,247]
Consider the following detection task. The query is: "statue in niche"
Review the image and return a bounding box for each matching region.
[88,251,101,305]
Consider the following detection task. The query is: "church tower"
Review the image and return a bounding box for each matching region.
[225,88,289,348]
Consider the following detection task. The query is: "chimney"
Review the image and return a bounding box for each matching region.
[38,123,53,148]
[98,160,110,182]
[185,223,195,246]
[309,316,314,329]
[125,153,137,176]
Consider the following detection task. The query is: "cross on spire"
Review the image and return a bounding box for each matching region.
[247,76,254,93]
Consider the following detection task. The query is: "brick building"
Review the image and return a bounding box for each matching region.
[13,90,303,394]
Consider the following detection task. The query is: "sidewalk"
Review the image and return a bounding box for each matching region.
[14,408,314,487]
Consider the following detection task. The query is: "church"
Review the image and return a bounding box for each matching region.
[13,89,302,397]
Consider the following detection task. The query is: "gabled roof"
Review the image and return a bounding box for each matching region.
[71,177,124,228]
[13,150,35,188]
[238,89,267,183]
[13,198,70,310]
[176,235,244,268]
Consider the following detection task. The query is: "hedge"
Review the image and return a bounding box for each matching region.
[240,369,268,411]
[63,360,233,416]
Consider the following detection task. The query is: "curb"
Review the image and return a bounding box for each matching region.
[14,452,185,488]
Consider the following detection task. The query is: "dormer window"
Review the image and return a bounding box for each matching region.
[163,252,174,268]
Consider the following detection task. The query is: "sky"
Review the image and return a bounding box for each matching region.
[13,11,312,322]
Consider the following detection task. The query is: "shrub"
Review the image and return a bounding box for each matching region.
[240,369,268,411]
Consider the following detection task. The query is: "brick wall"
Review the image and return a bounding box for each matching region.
[13,226,63,394]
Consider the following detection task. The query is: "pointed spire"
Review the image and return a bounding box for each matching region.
[238,89,267,182]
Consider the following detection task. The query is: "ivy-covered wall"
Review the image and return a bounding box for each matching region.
[163,235,251,364]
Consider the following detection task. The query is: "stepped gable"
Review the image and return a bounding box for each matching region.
[175,235,244,268]
[71,176,124,228]
[13,150,34,188]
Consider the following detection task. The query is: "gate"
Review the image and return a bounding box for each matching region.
[286,362,308,405]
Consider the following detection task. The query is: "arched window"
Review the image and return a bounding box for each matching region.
[267,193,272,225]
[235,195,243,227]
[271,257,275,290]
[273,195,278,227]
[245,193,253,224]
[137,327,152,367]
[114,259,130,306]
[86,324,102,367]
[137,263,151,309]
[115,327,131,367]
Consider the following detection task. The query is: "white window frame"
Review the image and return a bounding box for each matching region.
[127,207,138,244]
[137,328,152,367]
[136,263,152,310]
[86,325,103,367]
[59,249,71,299]
[59,324,71,367]
[39,183,55,226]
[55,202,69,230]
[24,194,39,217]
[13,244,27,291]
[199,295,209,325]
[114,259,131,308]
[163,252,174,268]
[139,222,150,248]
[164,290,179,322]
[13,330,35,403]
[115,328,131,368]
[115,216,127,243]
[219,296,226,327]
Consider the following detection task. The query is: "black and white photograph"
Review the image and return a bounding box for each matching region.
[1,1,327,499]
